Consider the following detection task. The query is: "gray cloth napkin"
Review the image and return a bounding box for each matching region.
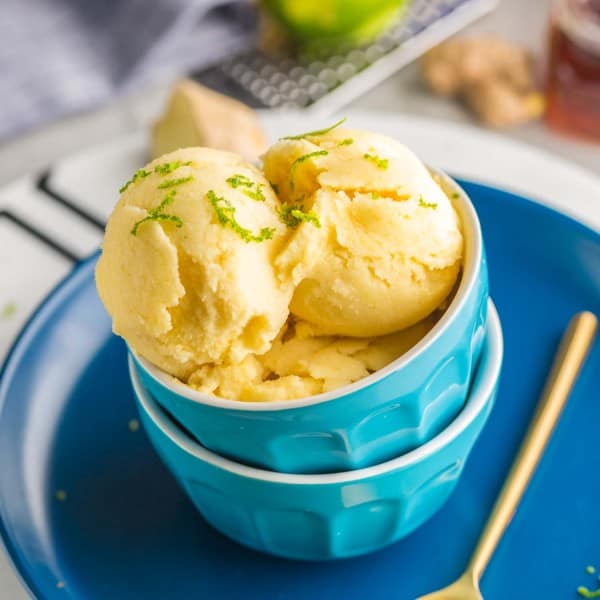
[0,0,255,140]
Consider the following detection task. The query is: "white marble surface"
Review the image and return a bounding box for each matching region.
[1,0,599,598]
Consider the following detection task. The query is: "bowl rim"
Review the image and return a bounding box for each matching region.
[131,301,502,485]
[132,169,485,412]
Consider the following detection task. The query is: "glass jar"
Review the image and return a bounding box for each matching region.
[545,0,600,141]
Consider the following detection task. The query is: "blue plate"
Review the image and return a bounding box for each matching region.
[0,180,599,600]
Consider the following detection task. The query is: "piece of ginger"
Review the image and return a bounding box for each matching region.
[420,36,542,128]
[464,78,544,127]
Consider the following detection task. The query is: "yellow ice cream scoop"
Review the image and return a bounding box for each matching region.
[187,315,436,401]
[96,147,293,379]
[262,124,464,337]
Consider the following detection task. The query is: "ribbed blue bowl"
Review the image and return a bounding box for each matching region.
[131,172,488,474]
[131,302,502,560]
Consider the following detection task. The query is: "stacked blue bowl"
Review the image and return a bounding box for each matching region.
[131,303,502,560]
[129,172,503,558]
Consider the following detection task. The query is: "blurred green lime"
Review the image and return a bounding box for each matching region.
[262,0,409,49]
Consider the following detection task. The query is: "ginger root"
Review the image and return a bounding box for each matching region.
[420,37,544,127]
[463,79,545,128]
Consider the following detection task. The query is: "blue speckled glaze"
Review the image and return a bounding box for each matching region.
[132,173,489,474]
[132,302,502,561]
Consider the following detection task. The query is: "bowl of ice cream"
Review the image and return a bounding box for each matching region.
[131,301,502,560]
[97,123,488,473]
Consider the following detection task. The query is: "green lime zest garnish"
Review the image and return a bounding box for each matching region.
[131,190,183,236]
[207,190,275,243]
[157,175,194,189]
[119,168,151,193]
[226,174,266,201]
[578,587,600,598]
[290,150,328,189]
[282,118,346,140]
[588,567,597,575]
[153,160,193,175]
[337,138,354,146]
[418,196,438,209]
[451,192,460,199]
[279,204,321,228]
[363,153,389,169]
[120,160,194,193]
[226,174,254,188]
[1,302,16,319]
[242,185,265,202]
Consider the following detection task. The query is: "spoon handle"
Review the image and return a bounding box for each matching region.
[468,311,598,583]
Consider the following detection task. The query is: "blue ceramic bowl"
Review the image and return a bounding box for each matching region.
[131,172,489,474]
[131,302,502,561]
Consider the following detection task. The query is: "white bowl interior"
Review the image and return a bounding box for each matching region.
[134,170,484,411]
[131,301,502,485]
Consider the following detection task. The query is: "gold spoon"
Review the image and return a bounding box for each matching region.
[417,311,598,600]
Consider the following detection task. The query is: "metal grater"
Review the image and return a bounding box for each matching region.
[193,0,497,116]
